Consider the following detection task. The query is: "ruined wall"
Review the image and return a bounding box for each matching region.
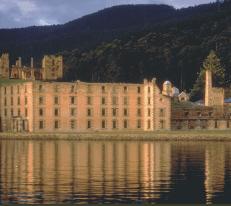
[0,53,9,78]
[205,69,224,107]
[42,55,63,80]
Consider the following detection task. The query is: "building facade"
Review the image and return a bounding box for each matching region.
[0,79,171,132]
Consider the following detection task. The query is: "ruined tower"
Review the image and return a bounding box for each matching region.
[0,53,10,78]
[42,55,63,80]
[205,69,224,107]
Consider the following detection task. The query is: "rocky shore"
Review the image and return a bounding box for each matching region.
[0,130,231,141]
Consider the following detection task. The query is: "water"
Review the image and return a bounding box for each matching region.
[0,140,231,204]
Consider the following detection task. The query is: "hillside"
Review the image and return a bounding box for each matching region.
[60,1,231,100]
[0,4,177,63]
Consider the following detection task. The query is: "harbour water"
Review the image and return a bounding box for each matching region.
[0,140,230,204]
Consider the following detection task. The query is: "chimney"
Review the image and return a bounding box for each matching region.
[18,57,22,67]
[31,57,34,68]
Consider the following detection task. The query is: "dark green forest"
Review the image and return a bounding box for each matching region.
[0,1,231,99]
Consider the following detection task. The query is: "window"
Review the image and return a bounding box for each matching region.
[87,108,92,116]
[70,108,76,117]
[25,108,28,117]
[11,86,13,95]
[112,120,117,129]
[17,97,20,105]
[148,108,151,117]
[70,85,75,93]
[112,96,118,105]
[87,96,92,105]
[54,108,59,116]
[137,86,141,94]
[102,86,106,93]
[112,108,117,117]
[11,97,13,106]
[215,120,218,129]
[160,120,165,129]
[17,86,20,94]
[148,120,151,129]
[137,97,141,105]
[124,108,128,116]
[54,85,59,92]
[124,97,128,105]
[102,97,106,105]
[11,109,13,116]
[39,108,44,116]
[39,85,43,92]
[4,87,6,95]
[54,120,59,129]
[137,119,141,129]
[124,120,128,129]
[148,97,151,105]
[4,97,7,106]
[4,109,7,117]
[184,112,189,117]
[87,85,92,93]
[70,120,76,129]
[124,86,128,93]
[25,96,28,105]
[87,120,92,129]
[160,108,165,117]
[148,87,151,93]
[102,120,106,129]
[70,96,75,105]
[54,96,59,105]
[137,108,141,117]
[18,109,20,116]
[112,86,116,94]
[39,96,44,105]
[102,108,106,116]
[39,121,44,129]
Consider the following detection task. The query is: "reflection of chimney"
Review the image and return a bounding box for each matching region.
[31,57,34,68]
[18,57,22,67]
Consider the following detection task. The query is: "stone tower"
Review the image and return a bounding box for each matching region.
[205,69,224,107]
[42,55,63,80]
[0,53,10,78]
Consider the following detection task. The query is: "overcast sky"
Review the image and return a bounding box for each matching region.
[0,0,215,28]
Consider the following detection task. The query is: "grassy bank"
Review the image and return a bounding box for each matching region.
[0,130,231,141]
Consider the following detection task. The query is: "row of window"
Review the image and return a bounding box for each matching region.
[39,119,143,130]
[38,85,143,94]
[38,96,143,106]
[4,96,28,106]
[38,108,144,117]
[3,85,150,96]
[4,108,28,117]
[3,85,28,95]
[38,119,165,130]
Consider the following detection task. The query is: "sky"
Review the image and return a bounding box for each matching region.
[0,0,216,28]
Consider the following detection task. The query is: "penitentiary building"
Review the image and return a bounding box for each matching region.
[0,79,171,132]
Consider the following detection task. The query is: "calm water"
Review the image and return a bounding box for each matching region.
[0,140,231,204]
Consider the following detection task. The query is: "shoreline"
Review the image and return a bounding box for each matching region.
[1,130,231,141]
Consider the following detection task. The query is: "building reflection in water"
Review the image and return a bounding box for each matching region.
[0,140,230,204]
[204,143,225,204]
[0,141,172,204]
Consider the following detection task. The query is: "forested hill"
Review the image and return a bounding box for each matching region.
[0,1,231,96]
[0,4,176,62]
[61,1,231,96]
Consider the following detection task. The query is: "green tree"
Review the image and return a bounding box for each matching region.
[190,50,225,100]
